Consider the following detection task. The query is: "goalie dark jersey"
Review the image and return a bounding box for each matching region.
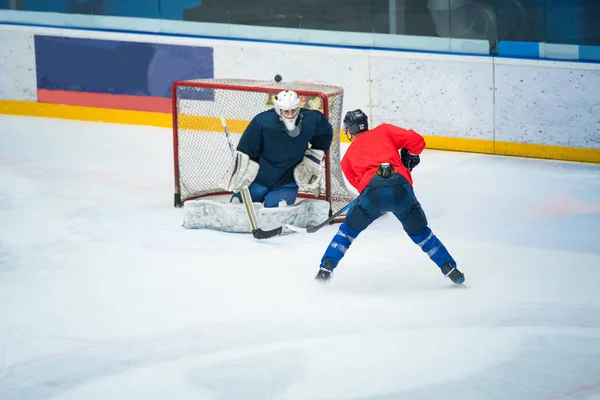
[237,108,333,189]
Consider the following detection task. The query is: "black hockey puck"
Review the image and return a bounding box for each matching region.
[274,74,282,82]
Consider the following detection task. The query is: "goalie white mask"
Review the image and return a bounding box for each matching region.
[274,90,301,132]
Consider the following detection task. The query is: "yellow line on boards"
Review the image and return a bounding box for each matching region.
[0,100,171,127]
[494,141,600,164]
[0,100,249,132]
[422,135,495,154]
[423,135,600,164]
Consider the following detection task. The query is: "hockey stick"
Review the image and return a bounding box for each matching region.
[285,200,354,234]
[220,117,282,240]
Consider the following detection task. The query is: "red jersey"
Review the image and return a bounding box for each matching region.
[341,123,426,193]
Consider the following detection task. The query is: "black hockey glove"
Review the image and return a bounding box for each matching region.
[401,148,420,171]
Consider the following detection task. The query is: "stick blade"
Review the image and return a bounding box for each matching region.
[285,224,308,233]
[252,226,283,239]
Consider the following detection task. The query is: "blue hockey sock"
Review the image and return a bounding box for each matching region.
[408,227,456,269]
[320,222,360,270]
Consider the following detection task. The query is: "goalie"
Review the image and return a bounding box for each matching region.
[220,90,333,207]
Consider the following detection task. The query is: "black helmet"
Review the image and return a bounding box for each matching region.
[343,109,369,139]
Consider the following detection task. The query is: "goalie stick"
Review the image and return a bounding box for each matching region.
[285,200,354,234]
[221,117,282,240]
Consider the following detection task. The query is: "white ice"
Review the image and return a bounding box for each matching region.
[1,114,600,400]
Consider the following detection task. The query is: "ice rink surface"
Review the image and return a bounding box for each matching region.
[1,114,599,400]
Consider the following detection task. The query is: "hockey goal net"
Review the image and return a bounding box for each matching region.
[172,78,356,215]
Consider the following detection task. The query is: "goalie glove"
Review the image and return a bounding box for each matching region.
[220,151,259,192]
[294,148,325,191]
[401,148,420,171]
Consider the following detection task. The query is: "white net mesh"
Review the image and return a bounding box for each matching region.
[172,78,356,215]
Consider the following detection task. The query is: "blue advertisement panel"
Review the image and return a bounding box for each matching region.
[35,35,214,98]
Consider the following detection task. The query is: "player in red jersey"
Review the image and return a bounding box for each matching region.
[315,109,465,285]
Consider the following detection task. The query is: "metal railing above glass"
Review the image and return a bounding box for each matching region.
[1,0,599,59]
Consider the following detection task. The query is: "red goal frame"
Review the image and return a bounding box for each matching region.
[172,80,338,208]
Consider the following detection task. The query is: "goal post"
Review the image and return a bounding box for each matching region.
[171,78,356,215]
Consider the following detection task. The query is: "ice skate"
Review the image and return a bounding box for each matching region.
[315,260,334,282]
[440,263,465,285]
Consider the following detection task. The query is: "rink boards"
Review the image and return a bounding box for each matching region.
[0,25,599,163]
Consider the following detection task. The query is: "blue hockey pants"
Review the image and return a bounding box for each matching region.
[320,173,456,272]
[232,181,299,208]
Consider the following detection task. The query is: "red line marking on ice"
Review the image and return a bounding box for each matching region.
[0,327,200,380]
[0,344,101,380]
[0,335,113,382]
[53,335,109,344]
[523,195,600,219]
[548,380,600,400]
[0,325,218,383]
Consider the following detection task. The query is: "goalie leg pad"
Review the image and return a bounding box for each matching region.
[182,198,330,233]
[220,151,259,192]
